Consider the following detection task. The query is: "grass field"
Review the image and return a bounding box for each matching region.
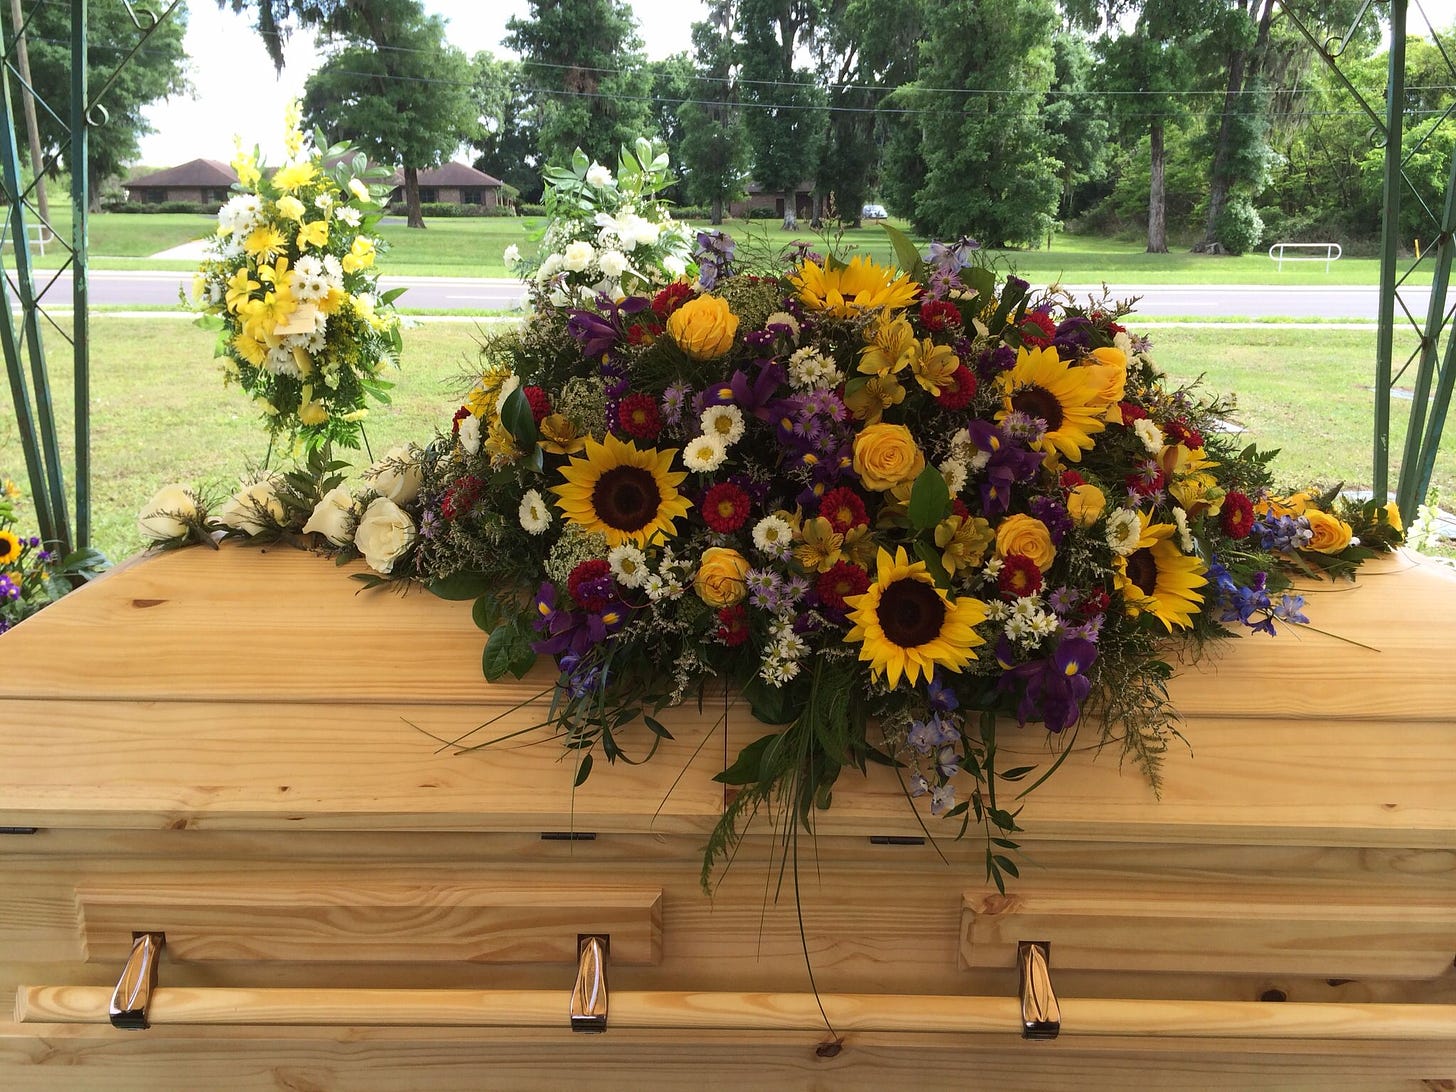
[2,316,1446,565]
[16,209,1426,287]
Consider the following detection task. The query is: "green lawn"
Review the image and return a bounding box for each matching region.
[2,316,1447,566]
[15,209,1425,287]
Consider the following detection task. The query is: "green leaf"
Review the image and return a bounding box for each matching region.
[429,571,493,601]
[378,287,408,306]
[742,675,790,725]
[500,386,539,450]
[1000,765,1036,782]
[908,464,951,531]
[56,546,109,577]
[193,314,225,331]
[574,752,594,787]
[482,622,526,682]
[881,222,924,280]
[913,539,952,587]
[643,715,675,740]
[714,731,781,786]
[472,595,504,633]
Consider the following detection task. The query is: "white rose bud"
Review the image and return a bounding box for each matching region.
[302,485,359,547]
[217,477,286,536]
[366,444,423,505]
[598,249,628,278]
[137,484,201,542]
[355,496,415,574]
[503,243,522,268]
[562,240,595,272]
[459,413,482,455]
[585,162,613,188]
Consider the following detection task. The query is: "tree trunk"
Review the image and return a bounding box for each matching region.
[403,165,425,230]
[710,195,723,225]
[1147,118,1168,254]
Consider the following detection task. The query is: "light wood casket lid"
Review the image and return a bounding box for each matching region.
[0,545,1453,845]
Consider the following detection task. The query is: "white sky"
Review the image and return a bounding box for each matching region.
[138,0,708,167]
[141,0,1454,169]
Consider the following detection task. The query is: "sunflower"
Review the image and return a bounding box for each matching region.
[551,433,691,547]
[790,255,919,318]
[844,546,988,688]
[996,345,1107,463]
[1112,511,1208,631]
[0,529,20,565]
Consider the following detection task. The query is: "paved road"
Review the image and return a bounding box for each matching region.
[31,270,1435,321]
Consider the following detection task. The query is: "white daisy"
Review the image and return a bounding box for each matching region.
[1133,417,1165,455]
[699,404,745,446]
[682,433,728,472]
[518,489,552,534]
[1106,507,1142,556]
[608,544,649,588]
[751,514,793,555]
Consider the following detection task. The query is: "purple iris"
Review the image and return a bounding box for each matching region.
[963,419,1043,516]
[998,637,1098,733]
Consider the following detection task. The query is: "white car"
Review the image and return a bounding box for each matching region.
[861,203,888,220]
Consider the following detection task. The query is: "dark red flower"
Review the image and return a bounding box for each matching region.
[626,320,663,346]
[998,553,1043,599]
[920,299,963,332]
[1019,310,1057,348]
[934,364,978,410]
[440,475,483,521]
[1059,469,1086,492]
[1118,401,1148,425]
[567,559,614,611]
[617,393,663,440]
[523,386,552,426]
[1164,417,1204,450]
[651,282,694,318]
[716,604,750,646]
[1080,588,1110,616]
[951,498,971,520]
[816,561,870,613]
[450,405,471,438]
[702,482,752,533]
[818,486,869,533]
[1221,491,1256,540]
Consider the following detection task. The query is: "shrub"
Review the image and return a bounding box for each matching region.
[386,202,515,218]
[519,203,547,217]
[1215,196,1264,256]
[110,201,214,215]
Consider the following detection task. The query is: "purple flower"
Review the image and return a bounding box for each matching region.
[1029,496,1073,545]
[661,383,691,426]
[927,673,960,713]
[998,637,1097,733]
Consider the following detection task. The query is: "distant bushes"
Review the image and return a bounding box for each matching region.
[107,201,214,215]
[386,202,517,218]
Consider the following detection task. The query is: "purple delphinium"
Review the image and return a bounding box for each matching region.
[1206,559,1308,636]
[694,230,735,289]
[1253,513,1314,553]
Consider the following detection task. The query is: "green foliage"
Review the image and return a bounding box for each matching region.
[678,1,749,224]
[737,0,825,199]
[470,53,544,203]
[1214,194,1264,255]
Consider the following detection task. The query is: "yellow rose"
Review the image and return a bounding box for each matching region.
[1083,345,1127,420]
[1383,501,1404,534]
[275,195,306,222]
[1304,508,1353,554]
[1066,483,1106,528]
[694,546,751,608]
[1257,491,1310,518]
[852,422,925,492]
[667,294,739,360]
[995,513,1056,570]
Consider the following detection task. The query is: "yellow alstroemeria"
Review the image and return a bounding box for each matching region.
[843,372,906,424]
[537,413,587,455]
[908,339,960,396]
[231,138,261,189]
[296,218,329,251]
[225,267,260,312]
[298,384,328,425]
[857,314,916,376]
[794,515,845,573]
[342,236,376,274]
[283,100,306,156]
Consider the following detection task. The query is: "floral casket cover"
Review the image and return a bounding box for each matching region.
[0,543,1452,1091]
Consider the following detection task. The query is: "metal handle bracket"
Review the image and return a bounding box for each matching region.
[570,934,608,1032]
[109,931,165,1030]
[1018,939,1060,1041]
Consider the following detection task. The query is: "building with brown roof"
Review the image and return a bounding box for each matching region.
[389,162,507,208]
[125,159,237,205]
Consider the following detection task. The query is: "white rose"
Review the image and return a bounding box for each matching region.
[355,496,416,574]
[562,240,595,272]
[662,253,687,278]
[366,444,423,505]
[537,253,562,280]
[586,162,613,188]
[598,249,628,278]
[302,485,359,547]
[137,484,201,542]
[503,243,522,268]
[459,413,482,454]
[217,477,285,536]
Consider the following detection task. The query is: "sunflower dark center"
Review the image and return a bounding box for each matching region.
[1125,548,1158,597]
[592,466,662,532]
[878,578,947,648]
[1011,383,1064,431]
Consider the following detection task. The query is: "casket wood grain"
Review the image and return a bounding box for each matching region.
[1,545,1453,1090]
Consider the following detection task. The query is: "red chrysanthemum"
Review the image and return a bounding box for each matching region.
[934,364,978,410]
[567,559,613,611]
[919,299,963,332]
[450,405,471,437]
[1081,588,1110,616]
[1019,310,1057,347]
[652,282,694,318]
[626,320,663,346]
[1118,401,1148,425]
[1059,469,1086,492]
[702,482,752,533]
[1221,491,1256,540]
[1163,417,1204,450]
[816,561,870,613]
[998,553,1043,599]
[440,475,482,521]
[716,604,750,646]
[818,486,869,533]
[1090,311,1126,336]
[617,393,663,441]
[951,498,971,520]
[523,385,552,426]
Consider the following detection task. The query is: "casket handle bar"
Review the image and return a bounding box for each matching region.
[109,932,165,1030]
[1018,940,1060,1040]
[570,934,608,1032]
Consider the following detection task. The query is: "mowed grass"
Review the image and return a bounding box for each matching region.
[3,317,1449,566]
[19,209,1423,287]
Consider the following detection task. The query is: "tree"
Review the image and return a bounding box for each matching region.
[22,0,189,208]
[912,0,1062,246]
[504,0,653,168]
[301,0,478,229]
[471,53,543,203]
[645,53,697,204]
[1043,33,1110,221]
[738,0,825,214]
[678,1,748,224]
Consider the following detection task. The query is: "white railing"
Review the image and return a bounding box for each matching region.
[1,224,51,256]
[1268,241,1341,272]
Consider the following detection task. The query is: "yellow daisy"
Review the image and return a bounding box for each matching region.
[844,546,988,688]
[1113,511,1208,631]
[790,255,919,318]
[996,345,1107,463]
[551,434,691,547]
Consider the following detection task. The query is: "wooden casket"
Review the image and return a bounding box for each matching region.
[0,544,1453,1090]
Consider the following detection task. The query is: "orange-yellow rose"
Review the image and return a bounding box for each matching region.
[667,294,739,360]
[694,546,751,608]
[995,513,1056,570]
[1083,346,1128,420]
[1066,483,1106,528]
[852,422,925,491]
[1304,508,1353,554]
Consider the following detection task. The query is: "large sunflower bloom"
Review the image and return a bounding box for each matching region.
[996,345,1107,463]
[551,433,691,547]
[790,255,919,318]
[0,529,21,565]
[844,546,988,688]
[1113,511,1208,631]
